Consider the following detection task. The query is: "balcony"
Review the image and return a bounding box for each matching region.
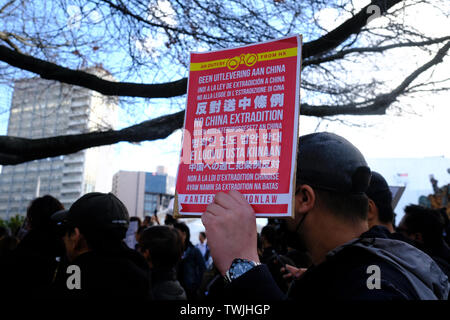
[71,99,89,108]
[68,118,88,127]
[70,111,89,118]
[62,175,83,185]
[63,165,83,174]
[60,187,81,196]
[63,155,84,164]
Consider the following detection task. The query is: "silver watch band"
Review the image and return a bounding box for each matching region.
[225,258,261,283]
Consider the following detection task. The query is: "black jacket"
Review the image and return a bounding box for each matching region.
[0,228,63,299]
[52,243,152,299]
[207,226,449,301]
[178,243,206,300]
[415,240,450,281]
[152,267,187,300]
[383,227,450,281]
[261,246,295,293]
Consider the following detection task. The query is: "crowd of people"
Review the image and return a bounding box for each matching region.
[0,132,449,301]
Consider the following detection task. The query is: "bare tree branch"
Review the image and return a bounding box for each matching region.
[0,0,448,166]
[0,0,16,15]
[302,0,402,58]
[391,41,450,95]
[0,31,21,52]
[0,110,185,165]
[301,41,450,116]
[0,0,405,100]
[304,36,450,67]
[99,0,230,44]
[0,44,188,98]
[2,40,448,165]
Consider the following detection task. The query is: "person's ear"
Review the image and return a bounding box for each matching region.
[367,199,377,221]
[294,185,315,215]
[68,227,81,242]
[71,227,83,248]
[143,249,153,268]
[413,232,423,244]
[142,248,151,260]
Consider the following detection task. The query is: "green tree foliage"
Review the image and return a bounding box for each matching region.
[0,214,25,235]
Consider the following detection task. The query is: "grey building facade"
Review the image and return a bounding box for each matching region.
[0,68,118,218]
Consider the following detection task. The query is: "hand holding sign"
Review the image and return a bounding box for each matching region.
[175,35,302,218]
[202,190,260,276]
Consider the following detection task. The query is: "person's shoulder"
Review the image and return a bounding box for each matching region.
[190,245,204,256]
[290,253,413,300]
[328,245,419,299]
[153,280,187,300]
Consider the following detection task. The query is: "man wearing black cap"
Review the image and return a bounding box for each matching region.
[202,132,449,300]
[366,171,395,233]
[52,192,151,299]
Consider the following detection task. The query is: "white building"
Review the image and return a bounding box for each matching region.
[0,68,118,218]
[112,169,175,220]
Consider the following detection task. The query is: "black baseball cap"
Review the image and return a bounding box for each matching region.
[51,209,68,223]
[296,132,371,194]
[366,171,392,202]
[366,171,394,222]
[53,192,129,232]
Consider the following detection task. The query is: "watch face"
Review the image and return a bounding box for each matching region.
[230,259,254,280]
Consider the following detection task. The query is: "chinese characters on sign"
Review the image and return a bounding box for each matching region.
[175,35,302,217]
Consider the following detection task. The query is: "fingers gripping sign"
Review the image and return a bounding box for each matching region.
[202,190,260,276]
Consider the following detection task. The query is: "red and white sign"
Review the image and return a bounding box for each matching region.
[175,35,302,217]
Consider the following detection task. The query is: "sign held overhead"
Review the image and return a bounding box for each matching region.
[175,35,302,218]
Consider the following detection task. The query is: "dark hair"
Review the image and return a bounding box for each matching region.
[173,222,191,249]
[402,205,445,248]
[130,216,142,228]
[257,233,262,252]
[439,208,449,230]
[164,214,177,226]
[199,231,206,239]
[137,225,147,236]
[366,172,394,224]
[27,195,64,230]
[311,187,369,223]
[0,226,9,238]
[0,235,19,257]
[261,225,277,247]
[140,226,182,269]
[376,201,395,224]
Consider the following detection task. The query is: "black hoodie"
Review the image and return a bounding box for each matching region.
[52,242,152,300]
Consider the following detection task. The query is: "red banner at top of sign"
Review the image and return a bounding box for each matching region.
[175,35,302,218]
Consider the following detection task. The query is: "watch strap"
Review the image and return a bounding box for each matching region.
[225,258,261,283]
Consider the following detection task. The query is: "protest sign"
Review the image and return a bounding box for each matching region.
[175,35,302,217]
[389,186,406,210]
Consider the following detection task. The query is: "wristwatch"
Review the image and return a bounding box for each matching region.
[224,258,261,283]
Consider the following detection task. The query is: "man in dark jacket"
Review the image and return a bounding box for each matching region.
[365,172,450,288]
[173,222,206,301]
[397,204,450,279]
[366,171,396,232]
[139,225,186,300]
[260,224,295,293]
[51,192,152,299]
[202,132,449,300]
[0,195,65,299]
